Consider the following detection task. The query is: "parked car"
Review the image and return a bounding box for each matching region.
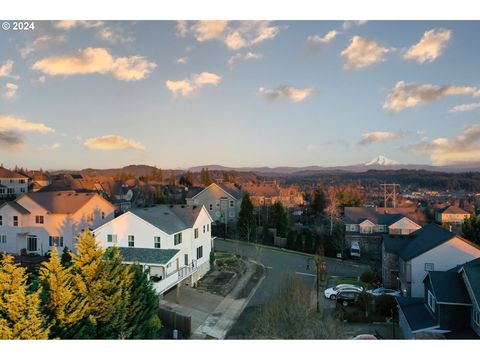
[352,334,378,340]
[350,241,360,259]
[324,284,363,300]
[336,289,362,306]
[366,287,402,297]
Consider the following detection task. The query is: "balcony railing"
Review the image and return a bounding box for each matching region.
[152,260,198,294]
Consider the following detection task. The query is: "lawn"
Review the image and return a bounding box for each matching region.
[326,276,367,289]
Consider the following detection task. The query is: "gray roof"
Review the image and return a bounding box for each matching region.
[217,183,244,200]
[460,257,480,304]
[425,271,471,304]
[24,190,105,214]
[186,186,204,199]
[397,297,437,332]
[398,224,457,261]
[118,247,179,265]
[130,204,204,234]
[0,201,31,214]
[382,234,411,254]
[344,207,418,226]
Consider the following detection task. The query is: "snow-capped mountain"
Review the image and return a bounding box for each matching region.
[364,155,401,166]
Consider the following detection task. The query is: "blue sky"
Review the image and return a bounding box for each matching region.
[1,20,480,170]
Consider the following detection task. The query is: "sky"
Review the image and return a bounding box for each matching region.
[1,20,480,170]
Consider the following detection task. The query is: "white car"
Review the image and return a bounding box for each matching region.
[324,284,363,300]
[366,287,402,297]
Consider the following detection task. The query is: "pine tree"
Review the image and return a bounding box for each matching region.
[124,265,162,339]
[39,247,86,338]
[69,229,133,339]
[238,193,256,242]
[0,254,50,339]
[272,202,289,237]
[311,183,327,215]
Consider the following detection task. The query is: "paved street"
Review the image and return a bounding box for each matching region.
[215,239,370,307]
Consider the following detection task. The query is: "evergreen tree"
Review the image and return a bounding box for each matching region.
[0,254,50,339]
[200,168,212,186]
[39,247,86,338]
[124,265,162,339]
[311,183,327,215]
[271,202,289,237]
[60,246,72,267]
[69,230,133,339]
[462,215,480,245]
[238,193,257,242]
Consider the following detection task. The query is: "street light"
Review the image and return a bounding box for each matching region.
[306,254,327,313]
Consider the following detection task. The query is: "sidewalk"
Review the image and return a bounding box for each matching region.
[191,260,265,339]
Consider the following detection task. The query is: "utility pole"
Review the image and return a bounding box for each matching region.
[380,183,399,208]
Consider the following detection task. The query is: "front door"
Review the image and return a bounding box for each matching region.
[27,235,37,252]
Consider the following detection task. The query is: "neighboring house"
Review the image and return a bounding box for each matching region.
[397,257,480,339]
[435,205,470,225]
[344,207,421,262]
[0,190,116,255]
[241,181,304,208]
[383,224,480,297]
[93,204,213,295]
[186,183,243,223]
[0,167,29,199]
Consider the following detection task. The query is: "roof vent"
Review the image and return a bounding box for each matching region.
[169,204,174,208]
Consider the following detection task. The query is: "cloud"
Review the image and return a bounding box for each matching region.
[165,72,221,96]
[33,75,46,84]
[0,60,19,79]
[305,144,319,152]
[98,27,135,44]
[383,81,478,112]
[341,36,391,70]
[449,102,480,113]
[358,131,404,146]
[0,115,54,133]
[342,20,368,30]
[414,124,480,165]
[404,28,451,64]
[259,86,315,103]
[38,142,61,151]
[306,30,338,50]
[0,131,23,150]
[32,47,156,81]
[176,57,188,65]
[3,83,18,100]
[176,21,188,38]
[228,52,262,68]
[84,135,145,150]
[20,35,66,58]
[54,20,104,30]
[183,21,279,50]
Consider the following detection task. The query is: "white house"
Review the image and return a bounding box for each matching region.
[93,204,213,295]
[0,190,116,255]
[186,183,243,223]
[0,167,29,198]
[396,224,480,297]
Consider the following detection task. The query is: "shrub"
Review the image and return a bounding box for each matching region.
[360,269,376,284]
[375,295,398,317]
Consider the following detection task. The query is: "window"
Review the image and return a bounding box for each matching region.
[27,236,37,251]
[194,228,199,239]
[0,188,4,194]
[209,204,213,211]
[7,188,14,194]
[203,225,206,233]
[196,246,203,260]
[87,213,94,222]
[424,263,434,271]
[49,236,64,247]
[0,216,2,226]
[128,235,134,247]
[174,232,182,245]
[427,291,436,312]
[184,254,188,266]
[473,309,480,327]
[229,209,235,218]
[101,211,105,219]
[35,215,44,224]
[0,235,6,243]
[154,236,161,249]
[20,188,25,193]
[13,216,18,227]
[207,223,210,232]
[107,234,117,243]
[230,200,234,208]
